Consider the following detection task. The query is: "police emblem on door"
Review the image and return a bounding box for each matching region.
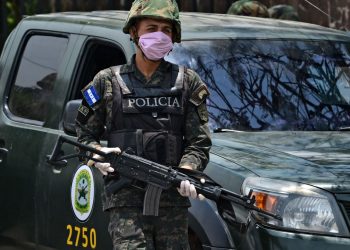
[71,165,95,222]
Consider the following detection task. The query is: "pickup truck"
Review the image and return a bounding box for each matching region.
[0,10,350,250]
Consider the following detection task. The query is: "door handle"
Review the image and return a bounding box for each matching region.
[0,147,8,164]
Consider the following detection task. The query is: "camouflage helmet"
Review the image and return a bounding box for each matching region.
[123,0,181,43]
[227,0,269,18]
[268,5,299,21]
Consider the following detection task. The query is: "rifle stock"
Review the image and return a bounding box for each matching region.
[48,136,281,220]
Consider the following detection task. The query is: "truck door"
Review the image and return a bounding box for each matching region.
[0,29,76,249]
[35,36,128,250]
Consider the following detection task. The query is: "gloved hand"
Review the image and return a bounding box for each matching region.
[87,146,121,175]
[177,165,206,200]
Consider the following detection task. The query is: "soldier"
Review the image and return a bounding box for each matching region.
[227,0,270,18]
[268,4,300,21]
[75,0,211,249]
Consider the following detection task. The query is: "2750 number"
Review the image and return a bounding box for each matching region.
[66,225,97,249]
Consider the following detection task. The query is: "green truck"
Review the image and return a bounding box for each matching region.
[0,10,350,250]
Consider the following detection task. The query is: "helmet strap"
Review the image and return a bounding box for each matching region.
[130,26,140,44]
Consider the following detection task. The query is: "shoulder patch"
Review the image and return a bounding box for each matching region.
[83,86,101,107]
[76,99,93,124]
[197,103,209,123]
[190,84,210,106]
[78,104,90,117]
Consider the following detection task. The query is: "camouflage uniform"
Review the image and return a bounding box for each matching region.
[268,4,300,21]
[76,1,211,249]
[108,207,189,249]
[227,0,269,18]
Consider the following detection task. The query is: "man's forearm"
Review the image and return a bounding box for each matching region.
[180,124,211,170]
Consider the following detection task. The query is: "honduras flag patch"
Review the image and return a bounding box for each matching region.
[83,86,100,107]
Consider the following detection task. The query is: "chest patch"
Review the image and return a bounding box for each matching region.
[122,96,183,114]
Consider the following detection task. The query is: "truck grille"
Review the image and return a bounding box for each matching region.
[339,200,350,227]
[343,201,350,220]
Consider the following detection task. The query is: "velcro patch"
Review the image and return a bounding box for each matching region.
[190,84,209,106]
[83,86,100,107]
[197,103,209,123]
[76,101,93,124]
[78,105,90,116]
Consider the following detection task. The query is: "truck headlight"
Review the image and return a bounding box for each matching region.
[242,177,348,235]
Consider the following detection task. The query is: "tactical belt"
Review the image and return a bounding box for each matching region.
[108,130,183,166]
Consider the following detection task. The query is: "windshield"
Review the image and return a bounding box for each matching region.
[166,39,350,131]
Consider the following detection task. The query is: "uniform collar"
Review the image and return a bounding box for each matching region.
[121,55,172,85]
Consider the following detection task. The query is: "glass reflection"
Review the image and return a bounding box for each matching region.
[166,39,350,131]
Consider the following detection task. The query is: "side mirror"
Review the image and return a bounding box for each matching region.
[62,99,81,136]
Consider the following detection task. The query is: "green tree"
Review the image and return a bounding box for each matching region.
[5,0,38,32]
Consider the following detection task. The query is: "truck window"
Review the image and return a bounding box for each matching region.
[167,39,350,131]
[73,40,126,99]
[8,35,68,122]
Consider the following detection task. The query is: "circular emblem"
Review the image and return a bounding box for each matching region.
[71,165,95,222]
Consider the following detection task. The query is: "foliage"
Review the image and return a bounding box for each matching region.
[24,0,38,16]
[6,0,17,31]
[5,0,38,32]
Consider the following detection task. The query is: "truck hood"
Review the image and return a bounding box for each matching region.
[211,131,350,192]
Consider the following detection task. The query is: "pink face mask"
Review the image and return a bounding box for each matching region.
[138,31,173,61]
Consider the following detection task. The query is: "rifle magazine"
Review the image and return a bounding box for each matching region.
[143,184,163,216]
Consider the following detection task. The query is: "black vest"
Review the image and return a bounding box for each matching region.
[108,65,188,166]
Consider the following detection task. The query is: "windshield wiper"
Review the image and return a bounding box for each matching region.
[338,126,350,131]
[213,128,243,133]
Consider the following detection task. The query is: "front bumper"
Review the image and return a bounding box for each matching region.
[238,222,350,250]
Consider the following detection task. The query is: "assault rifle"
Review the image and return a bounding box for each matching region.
[47,136,281,221]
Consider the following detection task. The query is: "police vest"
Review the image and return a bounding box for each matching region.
[108,65,188,166]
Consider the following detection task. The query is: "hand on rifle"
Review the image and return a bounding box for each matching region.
[177,165,206,200]
[87,146,121,175]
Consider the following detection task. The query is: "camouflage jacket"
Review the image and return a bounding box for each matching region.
[76,56,212,208]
